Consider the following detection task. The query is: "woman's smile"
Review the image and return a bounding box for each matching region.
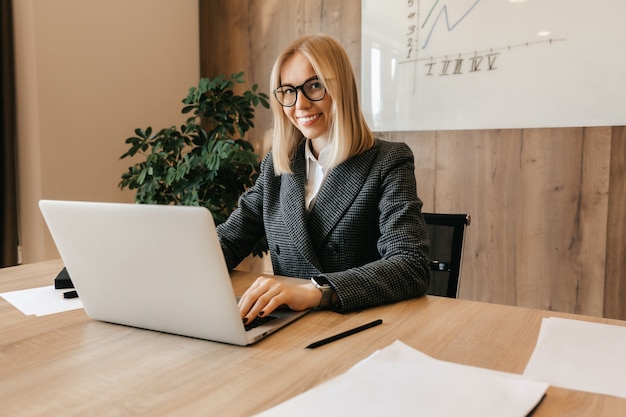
[297,113,323,126]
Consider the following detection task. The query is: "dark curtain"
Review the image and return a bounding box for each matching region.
[1,0,19,267]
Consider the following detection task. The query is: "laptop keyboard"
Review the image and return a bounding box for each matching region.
[244,315,278,331]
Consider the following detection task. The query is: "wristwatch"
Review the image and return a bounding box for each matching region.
[311,275,336,308]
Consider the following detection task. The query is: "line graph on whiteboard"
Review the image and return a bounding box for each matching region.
[405,0,563,75]
[417,0,481,52]
[403,0,563,79]
[361,0,626,131]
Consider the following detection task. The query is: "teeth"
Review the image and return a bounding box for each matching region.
[298,114,319,123]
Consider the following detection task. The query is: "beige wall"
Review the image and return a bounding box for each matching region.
[13,0,200,263]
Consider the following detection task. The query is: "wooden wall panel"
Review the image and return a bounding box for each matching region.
[433,129,525,306]
[200,0,626,319]
[517,129,587,312]
[604,127,626,319]
[200,0,251,79]
[579,127,612,316]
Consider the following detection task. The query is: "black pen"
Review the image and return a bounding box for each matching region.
[305,319,383,349]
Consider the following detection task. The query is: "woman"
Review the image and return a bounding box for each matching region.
[216,34,430,325]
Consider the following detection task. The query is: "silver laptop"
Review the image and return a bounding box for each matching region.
[39,200,309,346]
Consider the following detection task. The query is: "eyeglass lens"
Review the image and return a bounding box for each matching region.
[274,78,326,107]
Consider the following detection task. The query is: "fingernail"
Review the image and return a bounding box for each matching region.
[243,317,248,324]
[259,311,264,317]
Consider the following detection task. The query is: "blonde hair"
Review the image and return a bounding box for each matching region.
[270,34,375,174]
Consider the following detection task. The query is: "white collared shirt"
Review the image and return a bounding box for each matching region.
[304,139,330,211]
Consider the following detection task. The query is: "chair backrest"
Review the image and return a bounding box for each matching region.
[423,213,471,298]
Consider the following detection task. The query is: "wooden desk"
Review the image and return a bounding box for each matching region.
[2,260,626,416]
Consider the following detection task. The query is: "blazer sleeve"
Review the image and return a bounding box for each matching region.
[325,142,431,312]
[216,153,271,270]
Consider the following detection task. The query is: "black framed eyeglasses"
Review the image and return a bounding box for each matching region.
[273,77,326,107]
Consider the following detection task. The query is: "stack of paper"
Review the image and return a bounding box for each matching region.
[256,340,548,417]
[524,317,626,399]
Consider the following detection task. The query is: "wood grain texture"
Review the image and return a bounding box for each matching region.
[604,126,626,319]
[199,0,626,319]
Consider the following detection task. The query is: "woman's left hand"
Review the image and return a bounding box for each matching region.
[238,276,321,325]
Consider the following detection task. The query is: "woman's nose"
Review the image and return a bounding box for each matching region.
[295,90,312,109]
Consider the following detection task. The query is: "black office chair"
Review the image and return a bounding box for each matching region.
[423,213,471,298]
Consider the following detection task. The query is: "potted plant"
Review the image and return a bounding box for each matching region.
[119,72,269,256]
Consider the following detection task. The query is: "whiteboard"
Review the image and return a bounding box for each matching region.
[361,0,626,131]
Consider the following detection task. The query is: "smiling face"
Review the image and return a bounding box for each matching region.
[279,52,333,156]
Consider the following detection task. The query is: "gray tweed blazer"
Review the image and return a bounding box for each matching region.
[217,139,430,312]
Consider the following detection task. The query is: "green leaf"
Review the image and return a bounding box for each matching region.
[137,168,147,184]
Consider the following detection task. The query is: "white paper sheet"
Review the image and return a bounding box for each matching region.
[524,317,626,399]
[0,285,83,316]
[256,340,548,417]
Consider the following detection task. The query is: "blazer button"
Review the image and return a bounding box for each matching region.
[274,245,281,255]
[326,242,338,254]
